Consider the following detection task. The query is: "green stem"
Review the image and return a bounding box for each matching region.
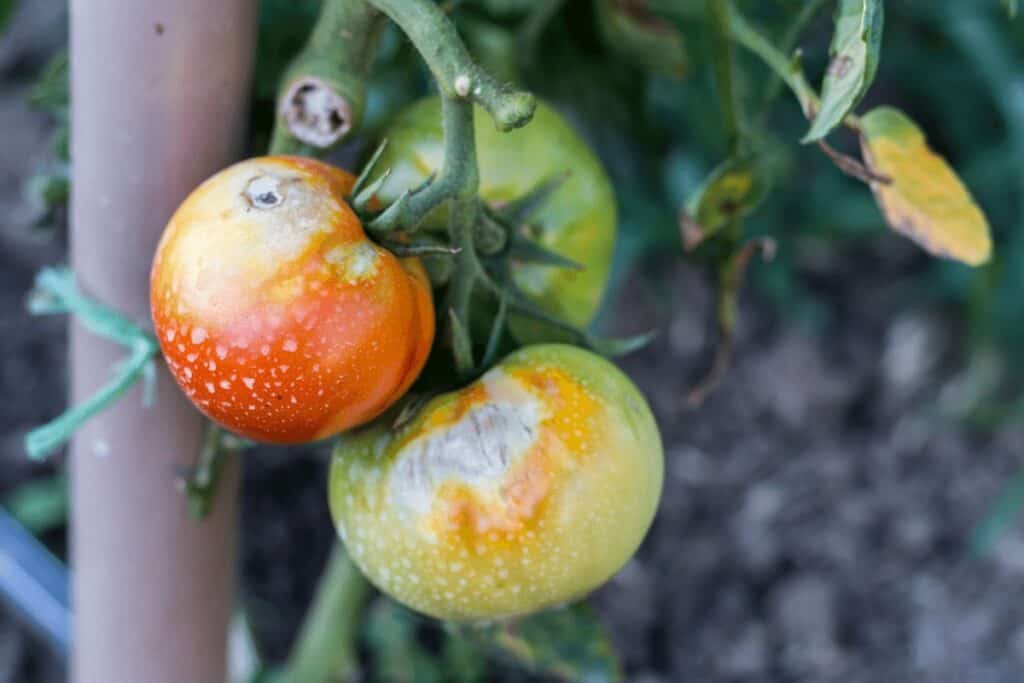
[707,0,741,156]
[180,424,238,520]
[284,544,373,683]
[367,0,535,131]
[727,5,818,119]
[759,0,830,115]
[365,0,532,236]
[270,0,382,155]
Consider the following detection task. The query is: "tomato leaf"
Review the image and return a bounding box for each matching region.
[682,155,767,250]
[456,603,621,683]
[802,0,884,143]
[365,600,488,683]
[859,106,993,266]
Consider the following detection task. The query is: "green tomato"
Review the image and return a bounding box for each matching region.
[329,344,663,621]
[372,97,617,343]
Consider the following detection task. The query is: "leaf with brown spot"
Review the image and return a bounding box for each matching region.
[859,107,993,266]
[803,0,884,143]
[681,155,767,250]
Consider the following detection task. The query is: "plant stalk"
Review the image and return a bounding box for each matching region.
[270,0,383,155]
[284,544,373,683]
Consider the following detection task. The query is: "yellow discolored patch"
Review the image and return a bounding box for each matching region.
[153,156,361,323]
[860,107,992,267]
[324,241,381,284]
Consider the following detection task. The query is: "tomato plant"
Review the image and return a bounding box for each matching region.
[329,343,663,620]
[372,96,617,343]
[150,156,434,444]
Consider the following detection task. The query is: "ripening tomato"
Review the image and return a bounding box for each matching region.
[329,344,662,621]
[150,156,434,444]
[372,97,616,343]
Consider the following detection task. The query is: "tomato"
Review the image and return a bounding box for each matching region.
[372,97,616,343]
[150,156,434,444]
[329,344,662,620]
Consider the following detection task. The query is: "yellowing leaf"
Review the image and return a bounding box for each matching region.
[859,107,992,266]
[681,156,767,250]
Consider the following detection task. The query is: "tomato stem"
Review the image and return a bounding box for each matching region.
[269,0,383,155]
[283,544,373,683]
[178,424,242,520]
[367,0,535,132]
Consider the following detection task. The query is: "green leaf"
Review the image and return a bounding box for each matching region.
[682,155,767,249]
[803,0,884,143]
[458,603,621,682]
[29,49,69,115]
[449,308,475,375]
[859,107,993,266]
[1004,0,1018,19]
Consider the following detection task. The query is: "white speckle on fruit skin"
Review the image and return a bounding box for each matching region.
[191,327,207,344]
[388,369,543,520]
[242,377,255,389]
[283,338,298,352]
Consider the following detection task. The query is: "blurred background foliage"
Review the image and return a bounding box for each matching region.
[8,0,1024,679]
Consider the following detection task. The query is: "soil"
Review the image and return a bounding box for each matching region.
[2,3,1024,682]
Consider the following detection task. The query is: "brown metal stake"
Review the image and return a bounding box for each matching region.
[69,2,256,681]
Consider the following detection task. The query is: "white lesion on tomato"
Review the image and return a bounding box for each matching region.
[386,369,547,532]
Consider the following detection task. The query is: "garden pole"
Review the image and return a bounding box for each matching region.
[69,2,256,681]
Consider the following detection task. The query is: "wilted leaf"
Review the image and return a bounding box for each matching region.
[458,602,621,682]
[803,0,884,143]
[681,156,767,250]
[859,107,993,266]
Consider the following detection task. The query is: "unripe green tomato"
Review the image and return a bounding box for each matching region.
[372,97,617,344]
[329,344,663,621]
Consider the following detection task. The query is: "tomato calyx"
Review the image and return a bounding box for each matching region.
[347,146,654,376]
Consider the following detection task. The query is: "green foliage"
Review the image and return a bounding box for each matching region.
[364,600,489,682]
[457,603,621,682]
[803,0,884,142]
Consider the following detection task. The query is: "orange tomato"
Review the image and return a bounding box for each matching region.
[150,156,434,444]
